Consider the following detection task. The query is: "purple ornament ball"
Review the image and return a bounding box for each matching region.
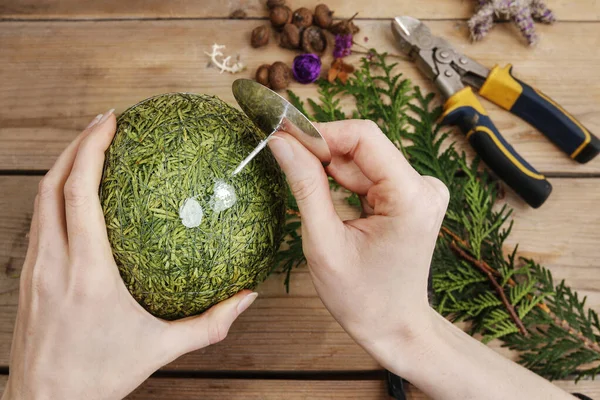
[292,53,322,84]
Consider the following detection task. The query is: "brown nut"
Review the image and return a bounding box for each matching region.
[301,26,327,55]
[229,9,247,19]
[314,4,333,28]
[270,5,292,29]
[279,23,301,49]
[292,7,313,29]
[255,64,271,87]
[269,61,291,91]
[251,25,270,48]
[330,14,360,35]
[266,0,285,9]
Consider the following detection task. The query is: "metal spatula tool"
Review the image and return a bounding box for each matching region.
[231,79,332,175]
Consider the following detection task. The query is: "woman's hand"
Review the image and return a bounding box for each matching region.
[2,111,257,400]
[268,119,449,373]
[269,120,574,400]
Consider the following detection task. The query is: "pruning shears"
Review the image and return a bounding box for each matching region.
[392,16,599,208]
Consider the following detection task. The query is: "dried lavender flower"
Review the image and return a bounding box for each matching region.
[333,34,353,58]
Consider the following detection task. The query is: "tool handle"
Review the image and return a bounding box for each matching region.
[442,88,552,208]
[386,371,407,400]
[479,65,599,163]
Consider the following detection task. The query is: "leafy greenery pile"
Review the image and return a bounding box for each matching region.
[275,50,600,381]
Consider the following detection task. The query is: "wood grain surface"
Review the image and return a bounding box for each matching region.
[1,0,599,398]
[2,374,600,399]
[1,20,599,173]
[1,177,599,371]
[1,0,599,21]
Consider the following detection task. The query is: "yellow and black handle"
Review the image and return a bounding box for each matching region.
[442,88,552,208]
[479,64,599,163]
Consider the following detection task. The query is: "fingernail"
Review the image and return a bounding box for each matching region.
[268,135,294,165]
[236,292,258,314]
[97,109,115,125]
[86,114,103,129]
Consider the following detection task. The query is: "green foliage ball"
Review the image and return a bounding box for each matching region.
[99,93,287,320]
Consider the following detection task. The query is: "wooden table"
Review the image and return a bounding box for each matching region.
[1,1,599,398]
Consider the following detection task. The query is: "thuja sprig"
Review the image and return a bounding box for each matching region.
[276,49,600,380]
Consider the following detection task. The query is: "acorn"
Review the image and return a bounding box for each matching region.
[255,64,271,87]
[229,9,247,19]
[251,25,270,48]
[279,23,301,49]
[314,4,333,29]
[330,13,360,35]
[269,61,291,91]
[292,7,313,29]
[270,5,292,29]
[301,26,327,55]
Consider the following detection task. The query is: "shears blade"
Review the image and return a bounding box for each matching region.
[391,16,436,59]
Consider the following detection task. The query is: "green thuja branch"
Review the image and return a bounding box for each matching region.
[274,186,304,292]
[275,49,600,380]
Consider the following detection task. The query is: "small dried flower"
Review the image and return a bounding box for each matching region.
[333,34,353,58]
[292,54,322,84]
[328,58,354,84]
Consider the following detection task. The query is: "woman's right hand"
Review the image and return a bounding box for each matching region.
[270,119,575,400]
[268,119,449,373]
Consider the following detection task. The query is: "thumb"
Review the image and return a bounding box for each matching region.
[164,290,257,356]
[268,132,342,238]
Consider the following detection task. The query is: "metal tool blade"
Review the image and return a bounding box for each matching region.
[232,79,332,168]
[391,16,436,58]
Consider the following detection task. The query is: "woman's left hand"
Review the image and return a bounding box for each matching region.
[2,110,258,400]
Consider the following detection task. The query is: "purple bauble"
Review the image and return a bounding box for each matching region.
[292,54,322,84]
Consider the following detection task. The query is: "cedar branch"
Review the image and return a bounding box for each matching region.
[440,228,600,354]
[447,240,529,336]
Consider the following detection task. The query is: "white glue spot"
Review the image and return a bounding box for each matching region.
[210,180,237,213]
[179,197,204,228]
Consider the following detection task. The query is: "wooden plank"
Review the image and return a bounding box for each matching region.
[127,378,392,399]
[1,176,599,371]
[126,378,600,399]
[0,20,599,173]
[0,374,598,399]
[1,0,598,21]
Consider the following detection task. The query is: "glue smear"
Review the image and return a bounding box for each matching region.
[179,180,237,228]
[210,179,237,212]
[179,198,203,228]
